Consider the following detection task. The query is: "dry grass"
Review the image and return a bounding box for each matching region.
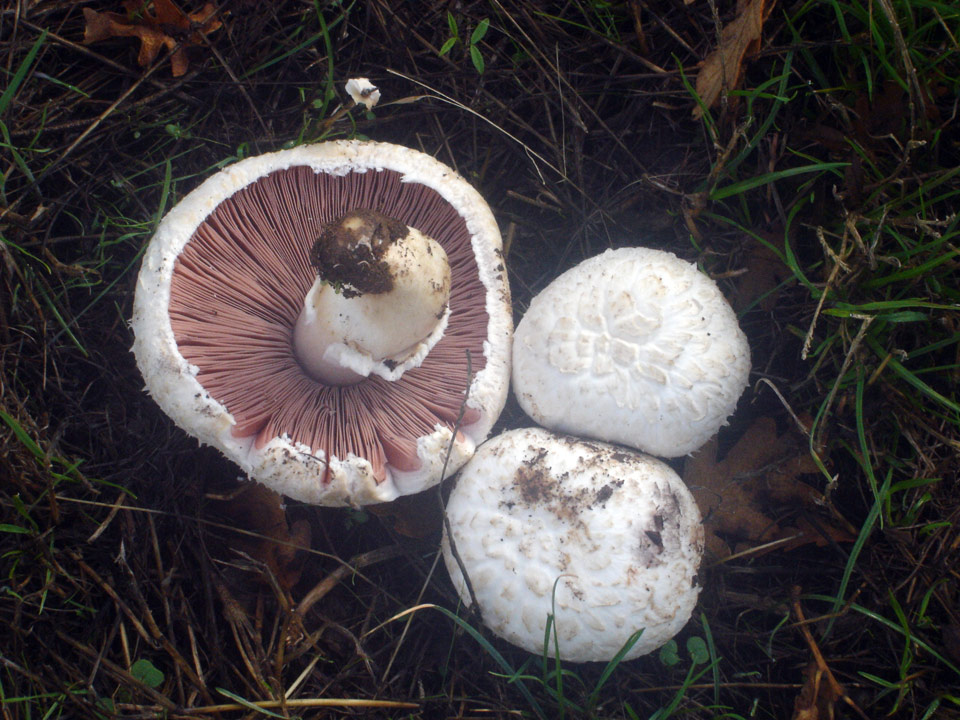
[2,1,959,718]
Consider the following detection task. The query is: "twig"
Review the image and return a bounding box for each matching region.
[437,350,483,619]
[295,545,404,618]
[791,586,871,720]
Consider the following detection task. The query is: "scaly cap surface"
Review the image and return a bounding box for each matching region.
[442,427,704,662]
[512,247,749,457]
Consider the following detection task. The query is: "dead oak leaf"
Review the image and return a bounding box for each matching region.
[205,482,311,594]
[693,0,773,117]
[82,0,221,77]
[368,489,444,539]
[684,416,853,558]
[790,590,871,720]
[792,662,842,720]
[732,231,792,313]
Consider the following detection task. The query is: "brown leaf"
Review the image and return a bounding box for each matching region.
[82,9,128,44]
[147,0,190,25]
[791,590,871,720]
[684,416,853,557]
[83,9,171,69]
[82,1,221,77]
[732,232,791,313]
[693,0,773,117]
[804,81,924,204]
[792,661,841,720]
[368,489,445,539]
[205,482,311,593]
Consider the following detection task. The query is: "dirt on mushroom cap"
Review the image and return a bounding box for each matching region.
[309,209,405,297]
[442,427,704,662]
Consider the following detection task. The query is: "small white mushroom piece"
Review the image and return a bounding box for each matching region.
[512,247,751,457]
[344,78,380,109]
[442,427,704,663]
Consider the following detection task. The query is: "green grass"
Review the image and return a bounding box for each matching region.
[689,0,960,714]
[386,603,720,720]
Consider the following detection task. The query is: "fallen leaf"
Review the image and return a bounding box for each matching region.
[684,416,853,557]
[732,231,791,313]
[693,0,773,117]
[803,80,940,204]
[82,0,221,77]
[368,489,444,539]
[205,482,311,593]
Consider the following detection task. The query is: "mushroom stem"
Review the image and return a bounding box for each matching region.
[293,209,452,385]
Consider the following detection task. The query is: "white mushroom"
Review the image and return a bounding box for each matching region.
[442,427,704,662]
[132,140,512,507]
[344,78,380,110]
[512,247,750,457]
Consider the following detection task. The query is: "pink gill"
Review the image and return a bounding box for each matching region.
[169,166,488,485]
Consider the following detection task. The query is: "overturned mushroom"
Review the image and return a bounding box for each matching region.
[132,140,512,506]
[442,427,704,662]
[512,247,750,457]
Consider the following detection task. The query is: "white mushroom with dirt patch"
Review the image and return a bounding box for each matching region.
[441,427,704,663]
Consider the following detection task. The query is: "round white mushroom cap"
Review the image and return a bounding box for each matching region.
[131,140,512,507]
[512,247,750,457]
[442,427,704,663]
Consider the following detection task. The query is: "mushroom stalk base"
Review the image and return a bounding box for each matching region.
[293,220,452,385]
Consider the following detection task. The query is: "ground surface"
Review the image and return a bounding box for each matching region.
[2,1,960,718]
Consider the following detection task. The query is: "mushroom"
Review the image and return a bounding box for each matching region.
[344,78,380,110]
[512,247,750,458]
[132,140,512,506]
[441,427,704,662]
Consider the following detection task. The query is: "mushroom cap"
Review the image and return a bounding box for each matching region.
[512,247,750,457]
[442,427,704,662]
[132,140,512,507]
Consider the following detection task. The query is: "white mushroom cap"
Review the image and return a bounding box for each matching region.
[132,140,512,507]
[442,427,704,663]
[512,247,750,457]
